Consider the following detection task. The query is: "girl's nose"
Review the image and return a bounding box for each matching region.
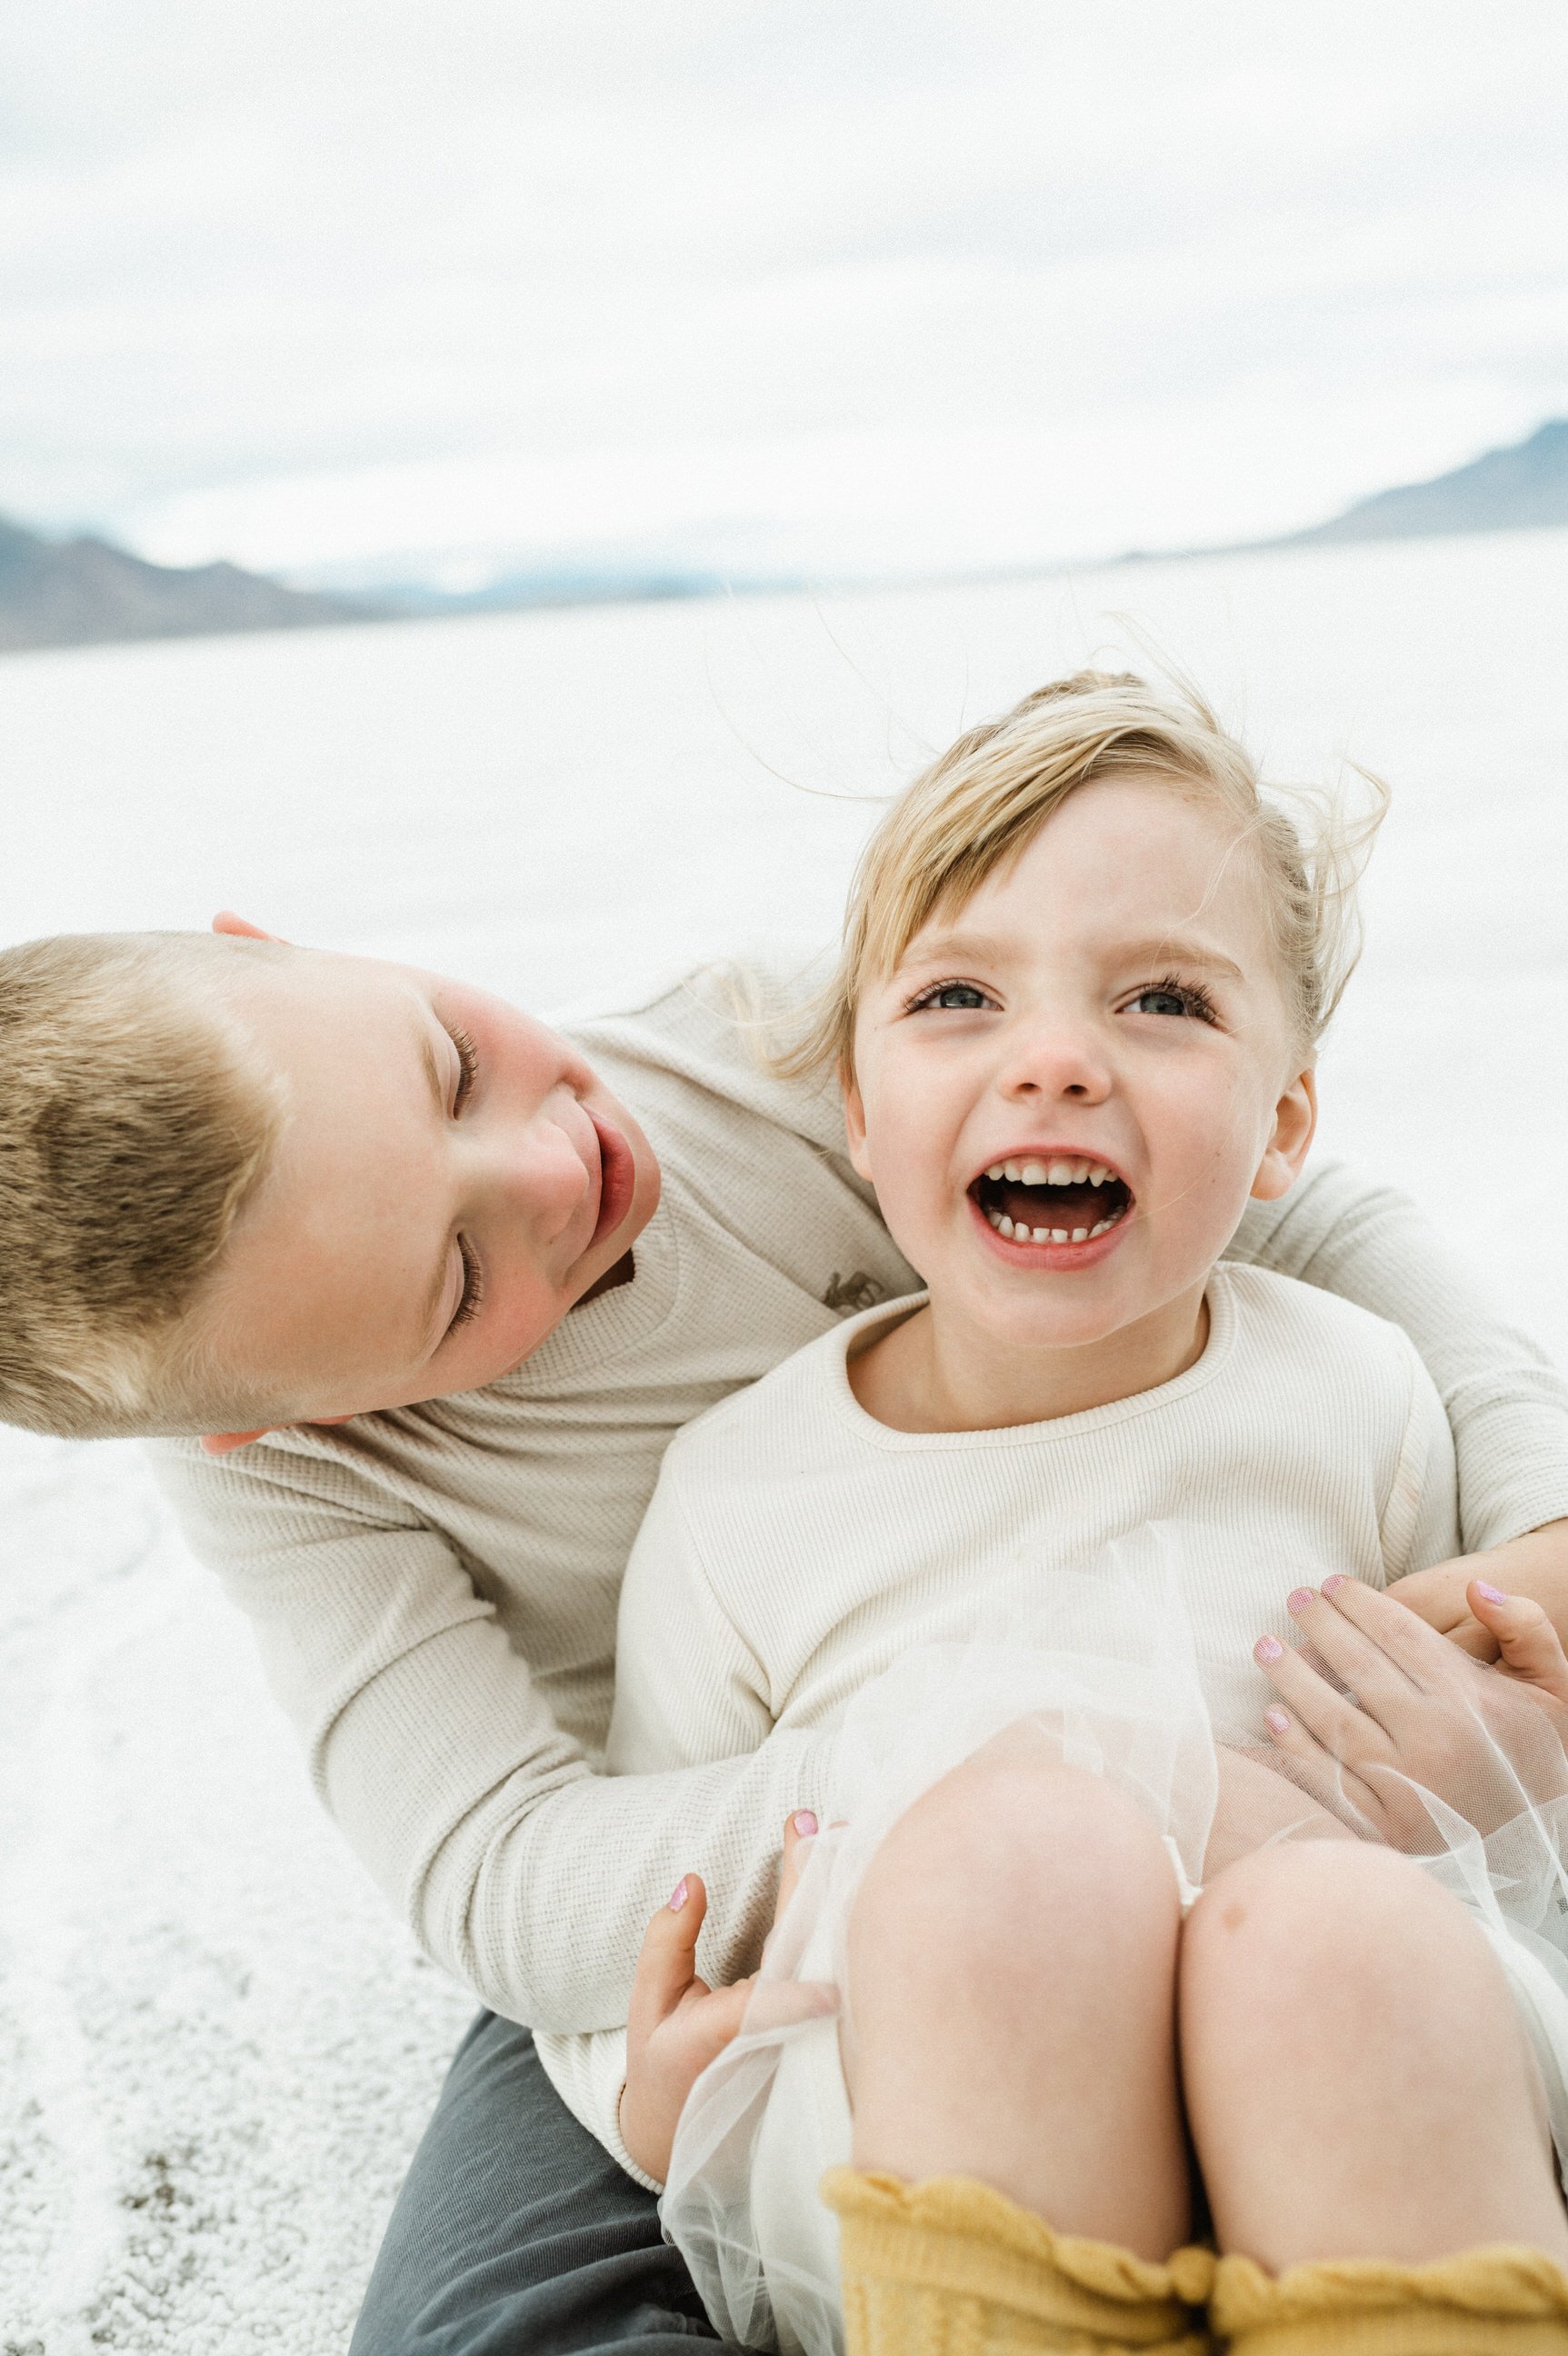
[996,1019,1111,1104]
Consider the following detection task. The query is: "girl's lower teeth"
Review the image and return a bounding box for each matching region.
[985,1209,1118,1243]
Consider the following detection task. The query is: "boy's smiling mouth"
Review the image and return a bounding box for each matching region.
[969,1153,1134,1250]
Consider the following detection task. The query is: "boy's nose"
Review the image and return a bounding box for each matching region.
[491,1113,594,1239]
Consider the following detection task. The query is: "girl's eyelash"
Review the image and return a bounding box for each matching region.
[450,1023,479,1113]
[450,1235,485,1333]
[1140,973,1219,1024]
[903,976,993,1014]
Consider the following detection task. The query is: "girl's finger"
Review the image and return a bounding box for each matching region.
[772,1810,819,1928]
[1322,1572,1473,1692]
[1253,1631,1389,1762]
[628,1872,709,2045]
[1281,1583,1420,1726]
[1254,1718,1383,1832]
[741,1978,840,2035]
[1439,1615,1503,1662]
[1468,1584,1568,1705]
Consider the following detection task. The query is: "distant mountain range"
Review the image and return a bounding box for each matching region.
[0,516,380,653]
[1270,417,1568,548]
[3,417,1566,654]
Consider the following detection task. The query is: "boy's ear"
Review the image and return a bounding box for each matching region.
[199,1411,355,1454]
[212,910,289,944]
[1251,1067,1317,1203]
[840,1064,874,1183]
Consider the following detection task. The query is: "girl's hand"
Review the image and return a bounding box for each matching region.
[619,1811,836,2185]
[1392,1519,1568,1663]
[1253,1576,1568,1850]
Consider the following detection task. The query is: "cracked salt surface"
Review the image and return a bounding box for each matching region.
[0,1433,471,2351]
[0,536,1565,2347]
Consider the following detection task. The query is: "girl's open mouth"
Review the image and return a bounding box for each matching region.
[969,1154,1134,1247]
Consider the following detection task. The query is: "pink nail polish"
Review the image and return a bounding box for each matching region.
[669,1878,689,1912]
[793,1811,819,1839]
[1323,1573,1346,1596]
[1476,1581,1508,1605]
[1264,1707,1291,1734]
[1255,1635,1283,1662]
[1286,1587,1314,1614]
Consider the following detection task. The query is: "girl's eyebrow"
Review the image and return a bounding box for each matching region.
[900,925,1012,967]
[903,925,1244,982]
[1113,933,1245,982]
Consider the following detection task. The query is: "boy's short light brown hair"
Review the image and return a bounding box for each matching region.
[774,669,1386,1083]
[0,932,285,1438]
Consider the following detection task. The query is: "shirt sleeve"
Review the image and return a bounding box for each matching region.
[150,1434,832,2037]
[607,1453,774,1779]
[522,1458,784,2191]
[1231,1163,1568,1554]
[1378,1338,1463,1582]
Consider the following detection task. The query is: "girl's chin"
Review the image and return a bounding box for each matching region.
[945,1297,1135,1353]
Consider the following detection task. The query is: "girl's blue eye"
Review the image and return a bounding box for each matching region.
[918,983,989,1012]
[1131,979,1217,1023]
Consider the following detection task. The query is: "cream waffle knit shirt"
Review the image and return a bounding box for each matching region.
[153,961,1568,2053]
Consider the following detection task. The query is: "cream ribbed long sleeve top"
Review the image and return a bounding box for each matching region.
[563,1263,1460,2181]
[152,961,1568,2048]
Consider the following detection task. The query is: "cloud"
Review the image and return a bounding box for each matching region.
[1,1,1565,580]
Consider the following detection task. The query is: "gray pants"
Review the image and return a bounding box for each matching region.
[351,2012,745,2353]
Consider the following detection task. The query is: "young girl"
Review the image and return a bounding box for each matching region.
[602,674,1568,2355]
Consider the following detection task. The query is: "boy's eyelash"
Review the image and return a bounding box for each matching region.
[450,1235,485,1333]
[449,1023,479,1113]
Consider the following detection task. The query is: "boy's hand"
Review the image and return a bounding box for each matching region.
[619,1811,837,2185]
[1393,1519,1568,1664]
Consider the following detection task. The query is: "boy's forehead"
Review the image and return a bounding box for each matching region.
[215,940,431,1030]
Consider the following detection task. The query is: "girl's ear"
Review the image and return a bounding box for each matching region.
[840,1063,874,1183]
[1252,1067,1317,1202]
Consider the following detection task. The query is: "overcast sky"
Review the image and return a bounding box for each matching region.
[2,2,1565,587]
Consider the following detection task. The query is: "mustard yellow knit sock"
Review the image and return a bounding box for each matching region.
[821,2167,1216,2355]
[1209,2244,1568,2356]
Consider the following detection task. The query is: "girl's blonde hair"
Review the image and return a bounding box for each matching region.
[774,669,1387,1083]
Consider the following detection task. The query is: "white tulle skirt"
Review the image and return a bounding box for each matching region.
[659,1525,1568,2356]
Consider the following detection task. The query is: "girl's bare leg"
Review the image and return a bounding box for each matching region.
[1180,1840,1568,2271]
[844,1752,1191,2260]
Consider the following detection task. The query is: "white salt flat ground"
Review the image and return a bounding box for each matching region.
[0,531,1565,2350]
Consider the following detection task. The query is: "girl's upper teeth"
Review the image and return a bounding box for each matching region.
[984,1157,1114,1187]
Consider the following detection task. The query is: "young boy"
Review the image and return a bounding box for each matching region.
[5,696,1568,2349]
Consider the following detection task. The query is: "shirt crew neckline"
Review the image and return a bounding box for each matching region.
[821,1262,1239,1451]
[496,1189,682,1393]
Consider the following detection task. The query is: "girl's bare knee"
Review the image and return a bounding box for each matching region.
[853,1750,1179,1994]
[1182,1840,1565,2267]
[1183,1839,1523,2062]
